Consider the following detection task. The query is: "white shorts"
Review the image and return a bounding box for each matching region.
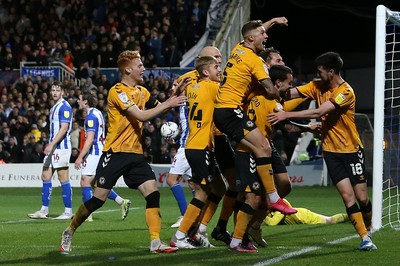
[81,153,101,176]
[169,147,192,177]
[44,148,71,169]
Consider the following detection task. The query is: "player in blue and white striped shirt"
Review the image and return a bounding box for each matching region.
[28,81,74,220]
[74,92,131,221]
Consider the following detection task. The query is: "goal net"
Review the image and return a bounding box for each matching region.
[373,5,400,230]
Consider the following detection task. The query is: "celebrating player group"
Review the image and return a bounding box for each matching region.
[55,15,376,254]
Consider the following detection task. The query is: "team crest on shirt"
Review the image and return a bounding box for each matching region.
[276,102,283,110]
[88,120,94,127]
[118,92,132,106]
[263,64,270,75]
[335,93,346,104]
[64,111,70,118]
[246,120,254,127]
[252,181,260,191]
[99,177,106,185]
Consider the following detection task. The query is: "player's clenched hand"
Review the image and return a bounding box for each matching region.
[274,17,288,26]
[267,109,287,125]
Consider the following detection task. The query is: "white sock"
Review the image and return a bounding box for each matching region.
[198,223,207,234]
[268,191,280,203]
[64,208,72,215]
[229,237,241,248]
[115,196,124,205]
[40,206,49,213]
[175,230,186,240]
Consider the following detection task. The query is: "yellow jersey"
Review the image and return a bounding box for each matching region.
[297,81,362,153]
[215,42,270,108]
[186,79,219,150]
[104,83,158,153]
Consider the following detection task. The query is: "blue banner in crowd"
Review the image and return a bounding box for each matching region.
[21,67,60,81]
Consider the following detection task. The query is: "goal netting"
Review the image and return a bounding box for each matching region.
[373,5,400,230]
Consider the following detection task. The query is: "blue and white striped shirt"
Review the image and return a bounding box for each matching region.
[49,99,72,149]
[85,107,105,155]
[178,105,189,148]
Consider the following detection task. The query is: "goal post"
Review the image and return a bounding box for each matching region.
[373,5,400,231]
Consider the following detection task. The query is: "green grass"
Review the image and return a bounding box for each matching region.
[0,186,398,266]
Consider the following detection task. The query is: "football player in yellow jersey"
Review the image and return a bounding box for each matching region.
[60,50,188,254]
[265,199,349,226]
[169,46,238,246]
[268,51,377,251]
[230,65,295,251]
[213,20,297,252]
[170,55,223,249]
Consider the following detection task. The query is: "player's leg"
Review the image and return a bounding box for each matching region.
[27,164,55,219]
[107,189,131,220]
[60,152,125,254]
[80,174,94,221]
[325,151,376,250]
[167,147,191,227]
[171,149,213,248]
[354,180,372,234]
[125,154,177,253]
[211,135,238,244]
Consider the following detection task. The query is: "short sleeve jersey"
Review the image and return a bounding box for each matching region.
[186,80,219,150]
[49,99,72,149]
[104,83,158,153]
[236,95,283,152]
[297,81,363,153]
[85,107,105,155]
[215,43,270,108]
[175,70,199,148]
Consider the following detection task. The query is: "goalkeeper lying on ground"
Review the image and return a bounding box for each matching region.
[265,199,349,225]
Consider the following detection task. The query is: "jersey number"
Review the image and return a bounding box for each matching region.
[350,163,363,175]
[220,62,233,86]
[189,102,202,121]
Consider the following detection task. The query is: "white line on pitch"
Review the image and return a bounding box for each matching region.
[0,207,142,224]
[252,235,359,266]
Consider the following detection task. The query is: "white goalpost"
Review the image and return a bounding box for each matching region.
[373,5,400,231]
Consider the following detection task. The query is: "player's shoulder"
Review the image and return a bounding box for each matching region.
[178,70,199,83]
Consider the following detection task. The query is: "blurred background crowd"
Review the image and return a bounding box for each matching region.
[0,0,212,164]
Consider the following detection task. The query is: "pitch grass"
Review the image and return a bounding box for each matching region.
[0,186,398,266]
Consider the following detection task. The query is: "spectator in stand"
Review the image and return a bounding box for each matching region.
[21,134,34,163]
[28,123,41,142]
[29,142,45,163]
[100,42,117,68]
[98,74,112,90]
[154,143,171,164]
[4,136,22,163]
[70,147,79,163]
[70,121,80,150]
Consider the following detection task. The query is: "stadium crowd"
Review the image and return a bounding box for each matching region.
[0,0,211,164]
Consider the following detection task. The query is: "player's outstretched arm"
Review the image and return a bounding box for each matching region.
[170,77,191,96]
[127,95,187,122]
[263,17,288,31]
[268,101,335,125]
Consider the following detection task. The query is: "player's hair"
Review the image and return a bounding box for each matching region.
[195,56,218,77]
[51,80,65,90]
[117,50,141,72]
[314,51,343,74]
[269,65,293,84]
[81,92,97,107]
[241,20,263,38]
[259,47,281,63]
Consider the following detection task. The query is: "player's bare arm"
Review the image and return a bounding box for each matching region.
[44,122,68,155]
[127,95,187,122]
[268,100,335,125]
[74,131,95,170]
[263,17,288,31]
[260,78,279,99]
